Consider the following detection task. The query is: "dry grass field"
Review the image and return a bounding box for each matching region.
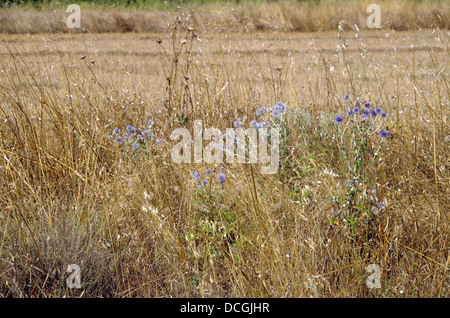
[0,1,449,298]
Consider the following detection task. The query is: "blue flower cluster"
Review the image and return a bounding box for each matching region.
[191,166,226,187]
[109,119,163,149]
[264,101,289,119]
[226,102,289,149]
[243,101,289,130]
[337,95,390,138]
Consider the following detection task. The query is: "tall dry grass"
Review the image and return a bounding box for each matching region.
[0,14,449,297]
[0,0,448,34]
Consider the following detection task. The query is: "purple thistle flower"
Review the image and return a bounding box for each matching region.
[256,107,265,116]
[147,119,153,126]
[348,109,353,115]
[381,113,386,118]
[192,171,201,181]
[233,120,241,128]
[272,109,281,118]
[116,136,124,144]
[375,108,382,115]
[113,127,120,134]
[206,168,211,176]
[131,142,140,150]
[126,125,137,134]
[202,179,209,186]
[335,114,344,123]
[274,102,285,111]
[220,166,225,172]
[353,107,359,113]
[365,102,371,108]
[380,130,389,138]
[356,99,361,106]
[155,138,162,144]
[371,109,377,117]
[250,119,257,127]
[344,95,350,100]
[217,173,226,183]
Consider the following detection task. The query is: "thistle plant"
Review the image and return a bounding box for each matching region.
[256,101,289,148]
[332,95,390,238]
[251,101,290,167]
[108,119,162,164]
[191,166,227,213]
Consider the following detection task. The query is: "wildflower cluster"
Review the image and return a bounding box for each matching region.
[108,119,162,151]
[265,102,290,162]
[212,101,288,168]
[336,97,389,139]
[189,165,235,248]
[330,94,391,237]
[253,101,289,126]
[191,166,226,190]
[231,102,289,132]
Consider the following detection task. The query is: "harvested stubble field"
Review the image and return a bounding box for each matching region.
[0,1,449,298]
